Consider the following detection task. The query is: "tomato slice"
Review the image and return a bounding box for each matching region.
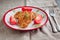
[22,6,32,11]
[10,16,17,25]
[34,14,43,24]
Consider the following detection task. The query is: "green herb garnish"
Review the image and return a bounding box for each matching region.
[35,24,41,27]
[36,9,40,13]
[42,14,45,18]
[13,10,16,13]
[24,12,29,19]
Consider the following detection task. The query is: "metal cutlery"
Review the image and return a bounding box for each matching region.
[45,8,58,33]
[49,8,60,31]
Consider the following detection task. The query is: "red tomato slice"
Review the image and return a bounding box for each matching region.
[10,16,17,25]
[22,6,32,11]
[34,14,43,24]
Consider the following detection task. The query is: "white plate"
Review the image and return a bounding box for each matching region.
[3,6,48,31]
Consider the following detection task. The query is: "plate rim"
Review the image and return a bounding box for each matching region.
[2,6,48,31]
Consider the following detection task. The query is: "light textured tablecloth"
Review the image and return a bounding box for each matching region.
[26,0,57,7]
[0,0,60,40]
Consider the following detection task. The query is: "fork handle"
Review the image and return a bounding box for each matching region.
[48,16,58,32]
[53,17,60,31]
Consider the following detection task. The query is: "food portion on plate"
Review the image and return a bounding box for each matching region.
[9,7,43,28]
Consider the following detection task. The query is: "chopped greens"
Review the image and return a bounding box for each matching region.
[13,10,16,13]
[36,9,40,13]
[36,9,45,18]
[42,15,45,18]
[24,12,29,19]
[25,13,29,18]
[34,24,41,27]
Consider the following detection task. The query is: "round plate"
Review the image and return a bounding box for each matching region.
[3,6,48,31]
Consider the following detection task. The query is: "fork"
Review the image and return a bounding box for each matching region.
[49,8,60,31]
[45,8,58,33]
